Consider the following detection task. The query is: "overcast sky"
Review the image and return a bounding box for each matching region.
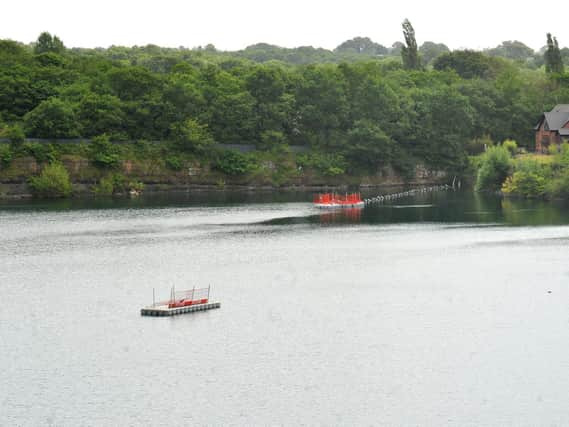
[2,0,566,52]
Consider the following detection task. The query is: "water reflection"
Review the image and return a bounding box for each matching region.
[2,189,569,227]
[318,207,362,224]
[258,191,569,227]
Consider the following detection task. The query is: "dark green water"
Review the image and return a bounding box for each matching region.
[2,189,569,226]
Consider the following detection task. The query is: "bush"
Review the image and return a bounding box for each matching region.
[165,155,184,171]
[28,163,72,198]
[475,145,512,191]
[548,144,560,155]
[20,142,58,163]
[502,171,547,198]
[502,139,518,155]
[93,174,115,195]
[90,134,120,169]
[296,152,346,176]
[551,142,569,169]
[6,124,25,145]
[548,169,569,199]
[0,144,13,166]
[170,119,214,153]
[93,173,144,195]
[213,150,255,176]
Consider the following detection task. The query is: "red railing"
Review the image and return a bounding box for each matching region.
[313,193,362,205]
[147,287,211,308]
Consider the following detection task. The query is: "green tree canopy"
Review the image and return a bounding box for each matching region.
[34,32,65,55]
[23,97,80,138]
[486,40,534,61]
[419,41,450,66]
[334,37,388,56]
[433,50,499,79]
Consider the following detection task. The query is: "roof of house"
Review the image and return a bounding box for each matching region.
[552,104,569,113]
[535,105,569,131]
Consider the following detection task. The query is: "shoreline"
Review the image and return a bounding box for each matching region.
[0,180,448,200]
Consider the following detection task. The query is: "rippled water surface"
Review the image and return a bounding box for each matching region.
[2,191,569,426]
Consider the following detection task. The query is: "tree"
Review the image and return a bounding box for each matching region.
[401,19,421,70]
[170,118,214,152]
[23,98,80,138]
[545,33,564,73]
[334,37,388,56]
[77,93,125,138]
[390,42,404,56]
[108,66,163,101]
[433,50,499,79]
[486,40,534,61]
[344,120,394,172]
[245,65,295,148]
[475,145,512,191]
[419,41,450,66]
[34,32,65,55]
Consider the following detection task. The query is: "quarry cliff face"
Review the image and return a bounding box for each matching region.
[0,155,448,199]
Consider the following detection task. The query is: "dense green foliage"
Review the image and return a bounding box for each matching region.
[486,41,534,62]
[93,173,144,195]
[489,143,569,199]
[0,144,13,166]
[502,158,548,198]
[475,145,513,191]
[1,31,569,192]
[28,162,72,197]
[545,33,564,74]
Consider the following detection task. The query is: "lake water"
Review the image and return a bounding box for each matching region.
[2,190,569,426]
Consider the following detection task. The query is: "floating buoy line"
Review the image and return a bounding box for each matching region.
[363,184,452,205]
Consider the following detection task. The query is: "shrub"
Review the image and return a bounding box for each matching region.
[548,144,560,155]
[0,144,13,166]
[213,150,254,176]
[93,174,125,195]
[475,145,512,191]
[90,134,120,169]
[548,169,569,199]
[170,119,214,153]
[28,163,72,198]
[128,180,145,193]
[296,152,346,176]
[502,171,546,198]
[93,175,115,195]
[93,173,144,195]
[20,142,58,163]
[165,155,184,171]
[502,139,518,155]
[6,124,25,145]
[551,142,569,169]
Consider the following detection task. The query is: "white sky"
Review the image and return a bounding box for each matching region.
[2,0,566,51]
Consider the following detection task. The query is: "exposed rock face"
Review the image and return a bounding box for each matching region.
[415,164,447,180]
[0,155,449,199]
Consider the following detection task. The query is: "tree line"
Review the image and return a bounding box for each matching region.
[1,26,569,180]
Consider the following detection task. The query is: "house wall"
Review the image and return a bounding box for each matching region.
[535,124,561,153]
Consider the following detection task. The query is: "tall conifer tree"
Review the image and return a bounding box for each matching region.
[401,19,421,70]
